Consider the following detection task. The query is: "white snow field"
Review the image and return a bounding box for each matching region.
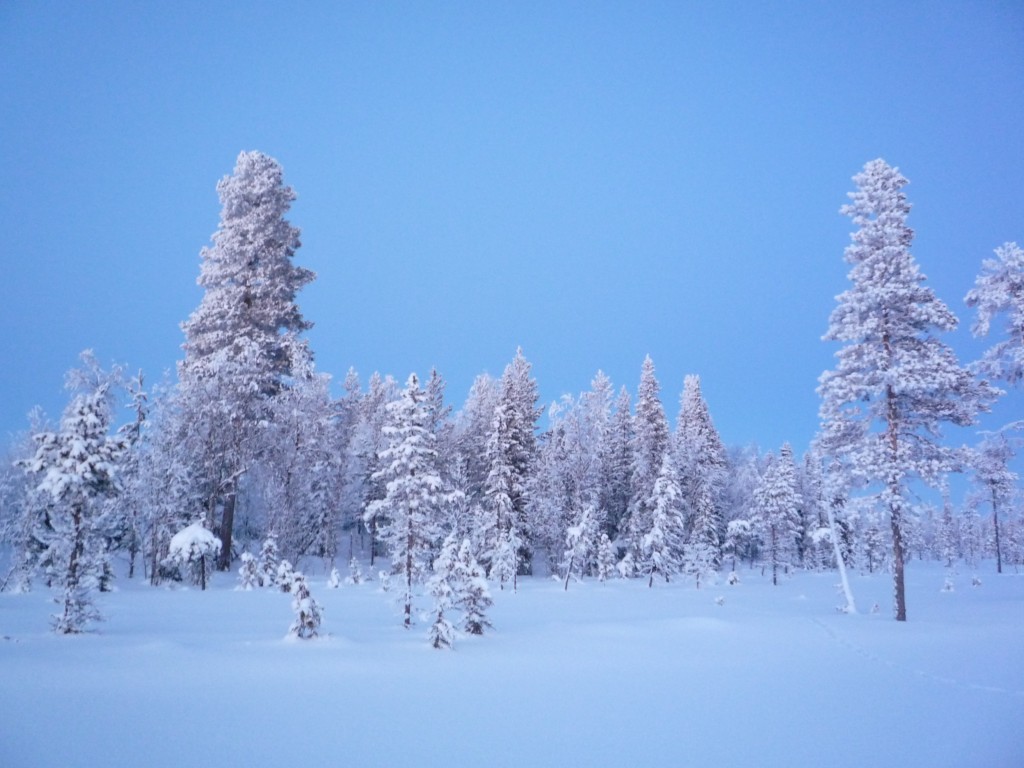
[2,562,1022,768]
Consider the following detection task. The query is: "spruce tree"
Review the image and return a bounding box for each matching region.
[675,375,727,564]
[366,374,450,628]
[627,356,670,560]
[642,455,685,586]
[818,159,995,620]
[288,571,323,640]
[455,538,493,635]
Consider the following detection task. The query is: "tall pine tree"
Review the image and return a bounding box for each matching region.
[818,159,995,620]
[178,151,314,569]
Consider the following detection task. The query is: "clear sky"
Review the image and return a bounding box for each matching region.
[2,1,1022,456]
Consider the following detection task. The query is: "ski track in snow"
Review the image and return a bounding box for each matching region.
[812,616,1024,699]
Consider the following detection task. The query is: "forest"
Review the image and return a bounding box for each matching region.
[1,150,1021,638]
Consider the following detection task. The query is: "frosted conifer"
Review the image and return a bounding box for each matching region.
[257,535,280,587]
[427,535,459,649]
[288,572,322,639]
[347,556,364,585]
[818,159,995,620]
[237,552,259,590]
[627,356,670,558]
[366,374,454,628]
[455,538,492,635]
[642,455,685,586]
[277,559,296,593]
[20,352,125,633]
[965,242,1024,387]
[596,532,618,582]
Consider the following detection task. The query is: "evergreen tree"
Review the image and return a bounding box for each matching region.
[455,538,493,635]
[366,374,451,628]
[237,551,259,590]
[427,534,459,649]
[596,532,618,582]
[351,372,398,566]
[257,535,280,587]
[971,431,1018,574]
[965,242,1024,387]
[818,159,995,620]
[487,349,541,573]
[674,374,727,566]
[641,455,685,586]
[753,447,802,586]
[258,346,339,564]
[288,571,322,640]
[178,151,314,570]
[603,386,635,543]
[450,374,500,513]
[20,353,126,633]
[627,356,670,559]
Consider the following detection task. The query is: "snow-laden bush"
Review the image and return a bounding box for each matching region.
[164,522,221,590]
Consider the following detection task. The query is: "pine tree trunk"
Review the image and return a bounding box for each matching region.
[217,490,235,571]
[885,381,907,622]
[992,484,1002,575]
[890,501,906,621]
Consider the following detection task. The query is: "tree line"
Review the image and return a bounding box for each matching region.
[1,152,1021,634]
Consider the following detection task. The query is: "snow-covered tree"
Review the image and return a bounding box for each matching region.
[367,374,452,628]
[164,521,221,590]
[327,567,341,589]
[237,551,259,590]
[178,151,314,570]
[596,532,617,582]
[346,555,365,585]
[482,349,540,573]
[257,535,280,587]
[109,370,148,578]
[970,431,1018,574]
[641,455,686,586]
[20,352,126,633]
[257,346,340,564]
[965,242,1024,387]
[627,356,670,558]
[603,386,634,542]
[349,372,398,566]
[0,410,52,593]
[276,559,296,593]
[455,538,492,635]
[449,374,500,515]
[753,446,802,586]
[818,159,995,620]
[288,571,322,640]
[427,534,459,649]
[674,375,727,566]
[562,504,598,590]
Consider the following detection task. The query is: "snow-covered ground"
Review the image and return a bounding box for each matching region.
[2,562,1022,768]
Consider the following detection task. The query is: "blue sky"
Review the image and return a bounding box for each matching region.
[2,1,1022,456]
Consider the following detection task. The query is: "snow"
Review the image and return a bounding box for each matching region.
[1,562,1022,767]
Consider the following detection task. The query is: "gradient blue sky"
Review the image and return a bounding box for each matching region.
[2,1,1022,456]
